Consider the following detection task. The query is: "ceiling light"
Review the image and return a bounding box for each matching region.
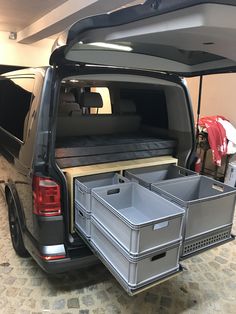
[69,79,79,83]
[87,42,132,51]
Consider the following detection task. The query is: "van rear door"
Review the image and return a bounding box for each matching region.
[50,0,236,76]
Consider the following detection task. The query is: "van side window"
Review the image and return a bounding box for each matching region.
[0,77,35,141]
[120,89,168,129]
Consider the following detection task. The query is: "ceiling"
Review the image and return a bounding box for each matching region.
[0,0,144,44]
[0,0,67,32]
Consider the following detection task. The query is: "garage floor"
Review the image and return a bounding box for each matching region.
[0,193,236,314]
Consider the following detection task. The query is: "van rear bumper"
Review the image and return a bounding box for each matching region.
[24,230,99,273]
[36,253,99,274]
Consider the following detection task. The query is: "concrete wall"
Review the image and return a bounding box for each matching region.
[0,31,54,67]
[187,74,236,126]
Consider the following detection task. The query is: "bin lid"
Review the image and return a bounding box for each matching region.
[50,0,236,77]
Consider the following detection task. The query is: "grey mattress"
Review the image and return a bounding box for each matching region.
[55,133,177,168]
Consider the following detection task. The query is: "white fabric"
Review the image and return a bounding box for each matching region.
[218,118,236,154]
[227,141,236,154]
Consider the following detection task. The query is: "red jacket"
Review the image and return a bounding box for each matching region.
[199,116,228,166]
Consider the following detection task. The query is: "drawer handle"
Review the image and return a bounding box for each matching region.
[151,252,166,261]
[107,188,120,195]
[79,210,84,217]
[153,221,169,230]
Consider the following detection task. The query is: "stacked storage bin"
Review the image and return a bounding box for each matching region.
[74,172,128,237]
[124,164,236,257]
[74,171,185,294]
[90,182,185,293]
[151,175,236,257]
[124,164,197,189]
[74,164,236,292]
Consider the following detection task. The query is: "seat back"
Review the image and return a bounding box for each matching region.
[56,96,141,137]
[58,92,82,116]
[56,115,141,137]
[80,92,103,109]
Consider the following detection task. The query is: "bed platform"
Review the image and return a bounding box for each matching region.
[55,133,177,168]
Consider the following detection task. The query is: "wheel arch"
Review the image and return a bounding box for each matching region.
[5,181,26,232]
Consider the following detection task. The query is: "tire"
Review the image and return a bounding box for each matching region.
[7,194,30,258]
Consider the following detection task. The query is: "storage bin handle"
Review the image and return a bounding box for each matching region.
[116,174,129,184]
[107,188,120,195]
[79,210,84,217]
[212,183,224,192]
[78,186,85,194]
[153,221,169,230]
[151,252,166,261]
[118,178,125,183]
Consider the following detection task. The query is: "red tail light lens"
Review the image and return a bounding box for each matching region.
[33,176,61,217]
[40,254,66,261]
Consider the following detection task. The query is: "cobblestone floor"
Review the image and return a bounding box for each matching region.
[0,192,236,314]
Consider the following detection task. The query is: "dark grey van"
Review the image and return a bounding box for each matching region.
[0,0,236,294]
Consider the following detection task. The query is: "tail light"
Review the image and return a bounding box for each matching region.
[39,254,66,261]
[33,175,61,217]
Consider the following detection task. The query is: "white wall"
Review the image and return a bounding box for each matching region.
[0,31,54,67]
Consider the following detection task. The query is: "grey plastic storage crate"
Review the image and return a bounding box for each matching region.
[75,202,91,238]
[75,172,128,212]
[151,175,236,241]
[91,182,184,255]
[90,217,181,289]
[124,164,197,189]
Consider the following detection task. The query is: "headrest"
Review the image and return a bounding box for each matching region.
[60,92,76,103]
[119,99,136,114]
[81,92,103,108]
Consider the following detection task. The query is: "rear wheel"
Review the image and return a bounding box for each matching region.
[7,194,29,257]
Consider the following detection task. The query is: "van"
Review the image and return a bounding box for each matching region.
[0,0,236,295]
